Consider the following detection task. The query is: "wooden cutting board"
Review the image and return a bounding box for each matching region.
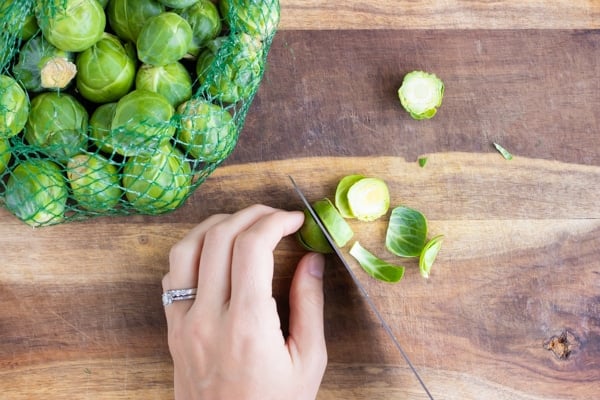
[1,6,599,400]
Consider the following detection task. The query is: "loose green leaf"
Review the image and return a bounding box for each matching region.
[347,177,390,222]
[385,206,428,257]
[334,174,365,218]
[349,241,405,283]
[419,234,444,278]
[418,157,428,167]
[493,142,513,160]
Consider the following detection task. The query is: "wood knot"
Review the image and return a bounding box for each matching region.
[544,330,578,360]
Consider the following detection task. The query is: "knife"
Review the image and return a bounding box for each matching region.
[289,176,435,400]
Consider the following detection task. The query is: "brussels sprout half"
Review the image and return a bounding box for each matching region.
[67,153,122,212]
[122,144,192,214]
[135,62,192,108]
[297,198,354,254]
[346,177,390,222]
[24,92,88,162]
[36,0,106,52]
[176,99,235,162]
[0,75,29,138]
[109,89,175,156]
[12,34,76,92]
[397,70,444,120]
[178,0,222,57]
[0,137,11,175]
[107,0,165,43]
[76,33,136,103]
[137,12,193,66]
[5,159,68,227]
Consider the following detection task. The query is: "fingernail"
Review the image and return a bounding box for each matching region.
[308,253,325,279]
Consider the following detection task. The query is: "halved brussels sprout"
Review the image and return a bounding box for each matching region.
[76,33,136,103]
[89,102,117,154]
[346,177,390,221]
[67,153,122,212]
[196,33,263,103]
[107,0,165,43]
[176,99,235,162]
[158,0,198,8]
[0,137,11,175]
[178,0,222,57]
[36,0,106,52]
[137,12,193,66]
[5,159,68,226]
[110,89,175,156]
[398,70,444,120]
[220,0,280,39]
[24,92,88,161]
[0,75,29,138]
[12,34,76,92]
[122,144,192,213]
[135,62,192,108]
[297,198,354,254]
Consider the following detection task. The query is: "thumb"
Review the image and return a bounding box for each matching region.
[288,252,327,371]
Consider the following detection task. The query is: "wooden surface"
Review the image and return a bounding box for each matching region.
[1,1,599,399]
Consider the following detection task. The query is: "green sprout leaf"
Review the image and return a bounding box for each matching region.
[334,174,365,218]
[419,234,444,278]
[418,157,428,167]
[493,142,513,160]
[349,241,405,283]
[385,206,428,257]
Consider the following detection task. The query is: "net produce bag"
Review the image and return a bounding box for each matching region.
[0,0,279,226]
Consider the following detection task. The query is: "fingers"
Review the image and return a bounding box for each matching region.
[229,209,305,307]
[287,253,327,374]
[194,204,281,309]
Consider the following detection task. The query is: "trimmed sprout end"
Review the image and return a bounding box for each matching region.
[398,70,444,120]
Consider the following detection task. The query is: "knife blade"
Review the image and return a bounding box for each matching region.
[289,176,435,400]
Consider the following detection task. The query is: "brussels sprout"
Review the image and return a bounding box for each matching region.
[0,75,29,138]
[4,159,68,226]
[137,12,193,66]
[24,92,88,161]
[67,153,122,212]
[97,0,109,8]
[36,0,106,52]
[297,198,354,254]
[12,34,76,92]
[176,99,235,162]
[158,0,198,8]
[178,0,222,57]
[20,14,39,41]
[122,144,192,213]
[107,0,165,43]
[397,70,444,120]
[196,33,263,103]
[135,62,192,108]
[0,1,36,41]
[220,0,280,39]
[110,90,175,156]
[0,137,11,175]
[76,33,136,103]
[89,102,117,154]
[346,177,390,221]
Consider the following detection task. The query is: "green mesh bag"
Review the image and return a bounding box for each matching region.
[0,0,279,227]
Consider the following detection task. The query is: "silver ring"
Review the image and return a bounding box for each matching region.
[162,288,197,306]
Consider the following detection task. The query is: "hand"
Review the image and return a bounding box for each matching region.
[162,204,327,400]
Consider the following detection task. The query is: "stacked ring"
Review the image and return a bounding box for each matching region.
[162,288,197,306]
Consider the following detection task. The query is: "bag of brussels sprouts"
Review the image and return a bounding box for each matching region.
[0,0,279,226]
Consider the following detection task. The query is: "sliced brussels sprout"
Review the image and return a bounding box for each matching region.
[419,234,444,279]
[107,0,165,43]
[346,177,390,221]
[137,12,193,66]
[178,0,222,57]
[297,198,354,254]
[135,62,192,108]
[76,33,136,103]
[89,102,117,155]
[5,159,68,227]
[334,174,365,218]
[0,75,29,138]
[36,0,106,52]
[397,70,444,120]
[110,89,175,156]
[176,99,235,162]
[67,153,122,212]
[0,137,11,175]
[196,33,263,103]
[220,0,280,39]
[12,34,76,92]
[122,144,192,214]
[296,208,333,254]
[24,92,88,162]
[349,241,405,283]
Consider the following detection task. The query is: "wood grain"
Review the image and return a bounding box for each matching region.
[278,0,600,30]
